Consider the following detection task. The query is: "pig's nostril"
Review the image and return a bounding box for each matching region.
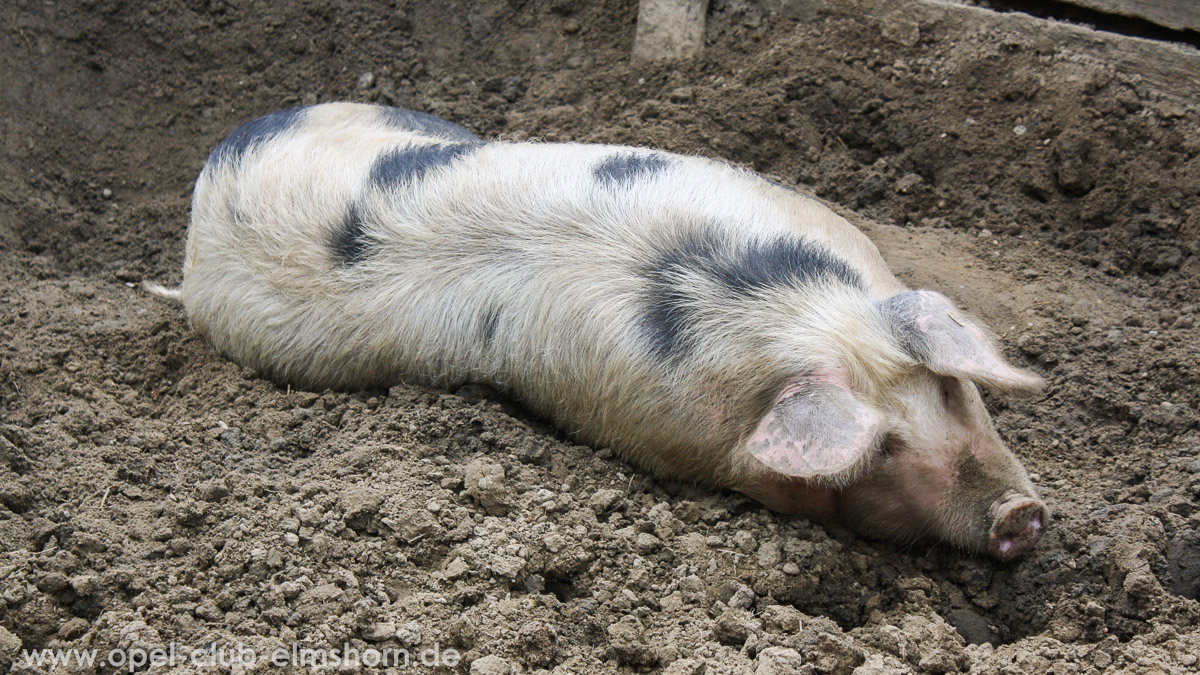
[988,499,1048,560]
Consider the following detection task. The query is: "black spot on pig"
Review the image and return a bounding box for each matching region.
[642,281,698,363]
[380,106,481,142]
[478,306,501,346]
[642,226,862,360]
[370,143,479,188]
[878,291,932,360]
[594,154,671,185]
[706,235,861,297]
[331,202,373,266]
[208,107,308,165]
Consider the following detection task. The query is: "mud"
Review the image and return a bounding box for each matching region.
[1,0,1198,672]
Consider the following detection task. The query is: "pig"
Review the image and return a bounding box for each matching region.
[157,102,1048,560]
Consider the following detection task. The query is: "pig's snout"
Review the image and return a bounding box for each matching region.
[989,495,1049,560]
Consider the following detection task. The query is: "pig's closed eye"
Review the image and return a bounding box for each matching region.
[941,378,961,408]
[880,434,905,458]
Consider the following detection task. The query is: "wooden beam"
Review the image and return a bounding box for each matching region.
[1061,0,1200,33]
[765,0,1200,102]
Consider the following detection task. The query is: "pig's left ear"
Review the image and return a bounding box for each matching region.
[880,290,1043,392]
[745,376,884,482]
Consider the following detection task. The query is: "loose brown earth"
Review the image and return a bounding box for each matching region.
[1,1,1199,673]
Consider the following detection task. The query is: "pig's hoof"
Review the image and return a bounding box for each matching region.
[989,497,1048,560]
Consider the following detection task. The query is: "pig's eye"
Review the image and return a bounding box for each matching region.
[880,434,905,458]
[940,379,959,407]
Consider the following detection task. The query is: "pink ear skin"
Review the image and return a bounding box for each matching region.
[882,290,1043,393]
[744,372,884,482]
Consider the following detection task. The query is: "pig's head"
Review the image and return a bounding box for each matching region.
[742,290,1048,560]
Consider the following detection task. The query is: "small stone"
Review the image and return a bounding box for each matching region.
[668,87,694,103]
[895,173,923,193]
[487,554,525,579]
[470,655,515,675]
[195,602,223,622]
[607,615,657,667]
[1155,100,1186,119]
[588,488,623,514]
[1149,487,1174,503]
[308,583,346,603]
[517,620,558,668]
[341,485,386,532]
[714,609,752,646]
[57,617,89,640]
[357,72,376,90]
[395,621,423,647]
[728,583,756,610]
[0,624,23,670]
[754,646,805,675]
[387,507,440,542]
[881,11,920,47]
[679,575,707,604]
[562,18,581,33]
[445,557,470,580]
[37,572,70,594]
[101,187,113,199]
[757,540,783,568]
[363,620,396,641]
[663,658,706,675]
[635,532,662,554]
[67,280,97,298]
[198,479,230,502]
[280,581,302,600]
[524,574,546,594]
[732,530,758,553]
[762,605,803,633]
[464,458,512,516]
[1014,125,1028,135]
[69,574,98,596]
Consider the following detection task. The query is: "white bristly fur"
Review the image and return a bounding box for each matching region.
[141,280,182,301]
[184,103,908,484]
[179,103,1046,554]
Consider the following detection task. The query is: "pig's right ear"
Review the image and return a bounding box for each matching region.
[745,376,884,483]
[879,290,1043,393]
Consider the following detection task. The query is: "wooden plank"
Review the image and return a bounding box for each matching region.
[766,0,1200,102]
[633,0,710,61]
[1061,0,1200,33]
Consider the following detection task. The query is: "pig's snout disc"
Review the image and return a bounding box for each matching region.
[989,497,1048,561]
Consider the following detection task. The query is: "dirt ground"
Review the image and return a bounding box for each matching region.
[2,0,1199,672]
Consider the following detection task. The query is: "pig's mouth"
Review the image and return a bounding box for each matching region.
[988,494,1049,560]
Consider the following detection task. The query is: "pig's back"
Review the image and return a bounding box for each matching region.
[182,103,898,478]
